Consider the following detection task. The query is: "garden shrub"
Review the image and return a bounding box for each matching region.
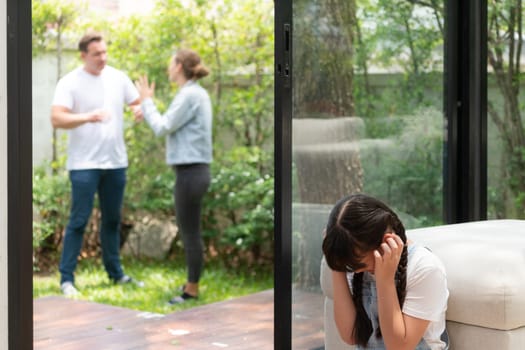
[123,113,174,216]
[32,165,70,270]
[202,146,274,267]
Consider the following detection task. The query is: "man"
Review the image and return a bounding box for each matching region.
[51,31,143,296]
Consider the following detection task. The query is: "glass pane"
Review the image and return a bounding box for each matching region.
[487,0,525,220]
[291,1,445,348]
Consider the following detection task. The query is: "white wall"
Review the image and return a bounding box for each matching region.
[0,0,9,348]
[32,54,56,166]
[32,52,75,166]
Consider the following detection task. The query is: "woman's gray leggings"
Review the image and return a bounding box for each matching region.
[173,163,211,283]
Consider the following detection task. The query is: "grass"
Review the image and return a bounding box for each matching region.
[33,255,273,314]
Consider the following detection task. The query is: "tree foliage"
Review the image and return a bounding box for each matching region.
[32,0,83,56]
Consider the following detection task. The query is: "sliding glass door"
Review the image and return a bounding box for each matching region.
[281,1,446,348]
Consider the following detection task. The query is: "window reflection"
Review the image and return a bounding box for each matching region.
[487,0,525,219]
[291,1,445,348]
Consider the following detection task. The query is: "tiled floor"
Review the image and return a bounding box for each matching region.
[34,289,325,349]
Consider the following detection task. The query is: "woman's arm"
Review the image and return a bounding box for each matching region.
[141,94,194,137]
[135,75,195,137]
[332,270,357,345]
[374,235,430,350]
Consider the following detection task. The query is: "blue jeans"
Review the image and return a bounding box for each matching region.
[59,168,127,284]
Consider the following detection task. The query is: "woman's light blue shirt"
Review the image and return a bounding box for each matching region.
[142,80,213,165]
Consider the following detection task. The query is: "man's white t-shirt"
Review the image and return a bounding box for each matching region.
[52,65,139,170]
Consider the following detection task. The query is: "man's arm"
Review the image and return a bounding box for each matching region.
[51,105,105,129]
[128,98,143,122]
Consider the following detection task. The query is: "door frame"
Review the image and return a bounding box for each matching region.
[7,0,33,349]
[274,1,292,349]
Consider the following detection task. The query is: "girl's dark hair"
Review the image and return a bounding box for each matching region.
[322,193,408,347]
[174,49,210,80]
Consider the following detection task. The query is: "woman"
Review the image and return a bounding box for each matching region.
[135,49,212,304]
[322,193,449,349]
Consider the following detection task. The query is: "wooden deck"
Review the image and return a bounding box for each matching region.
[34,289,325,350]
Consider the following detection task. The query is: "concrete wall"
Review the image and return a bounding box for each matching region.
[1,0,9,347]
[32,52,75,166]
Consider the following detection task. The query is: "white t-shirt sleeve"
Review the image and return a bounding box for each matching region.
[402,248,449,322]
[52,77,74,109]
[122,73,139,104]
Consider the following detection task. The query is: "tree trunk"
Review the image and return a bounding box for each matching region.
[52,22,63,173]
[293,0,357,117]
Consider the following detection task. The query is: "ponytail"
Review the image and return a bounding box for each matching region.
[175,49,210,80]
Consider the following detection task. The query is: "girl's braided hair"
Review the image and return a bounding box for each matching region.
[322,193,408,347]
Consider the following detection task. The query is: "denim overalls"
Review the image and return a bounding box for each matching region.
[353,245,449,350]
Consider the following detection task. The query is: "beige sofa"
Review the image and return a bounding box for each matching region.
[320,219,525,349]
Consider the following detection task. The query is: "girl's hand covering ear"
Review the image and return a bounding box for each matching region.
[373,233,404,282]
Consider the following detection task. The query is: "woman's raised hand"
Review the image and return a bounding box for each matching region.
[135,75,155,101]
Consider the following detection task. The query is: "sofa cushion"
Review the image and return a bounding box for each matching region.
[446,321,525,350]
[407,220,525,330]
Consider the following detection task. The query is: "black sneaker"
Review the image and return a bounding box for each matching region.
[168,292,198,305]
[115,275,145,288]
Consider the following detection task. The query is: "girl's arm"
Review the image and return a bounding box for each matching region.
[332,270,357,345]
[374,235,430,350]
[375,276,430,350]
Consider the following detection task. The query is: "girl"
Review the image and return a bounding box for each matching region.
[135,49,212,304]
[322,194,449,349]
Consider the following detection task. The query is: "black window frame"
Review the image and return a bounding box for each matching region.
[274,1,292,349]
[444,0,487,223]
[7,0,33,349]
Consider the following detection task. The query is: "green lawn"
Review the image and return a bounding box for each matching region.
[33,256,273,314]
